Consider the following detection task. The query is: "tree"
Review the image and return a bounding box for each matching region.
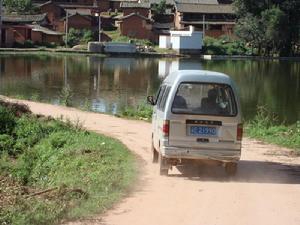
[3,0,33,14]
[152,0,167,15]
[233,0,300,56]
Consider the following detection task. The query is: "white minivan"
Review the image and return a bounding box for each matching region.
[147,70,243,176]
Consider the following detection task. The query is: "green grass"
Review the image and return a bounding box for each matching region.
[105,30,153,46]
[118,103,153,121]
[0,102,136,225]
[245,106,300,151]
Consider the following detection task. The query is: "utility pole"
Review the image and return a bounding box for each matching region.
[202,14,205,39]
[95,12,101,42]
[65,10,68,48]
[98,14,101,42]
[0,0,2,47]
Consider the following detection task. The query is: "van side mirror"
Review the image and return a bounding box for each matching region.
[147,96,155,105]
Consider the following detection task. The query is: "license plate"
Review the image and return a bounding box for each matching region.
[189,126,217,136]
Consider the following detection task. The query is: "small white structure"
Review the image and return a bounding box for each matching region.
[104,43,136,53]
[159,26,203,53]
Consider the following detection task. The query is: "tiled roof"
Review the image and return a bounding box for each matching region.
[142,0,175,4]
[120,12,152,21]
[28,24,64,35]
[2,13,47,23]
[175,0,219,4]
[38,0,63,8]
[121,2,151,8]
[153,22,174,29]
[176,3,234,14]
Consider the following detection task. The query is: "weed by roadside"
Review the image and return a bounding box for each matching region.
[59,85,73,107]
[246,106,300,151]
[119,103,153,121]
[0,102,136,225]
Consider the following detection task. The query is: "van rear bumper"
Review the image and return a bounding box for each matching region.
[162,146,241,162]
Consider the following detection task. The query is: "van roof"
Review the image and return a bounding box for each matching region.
[163,70,233,85]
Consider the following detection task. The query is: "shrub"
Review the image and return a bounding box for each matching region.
[202,36,250,55]
[0,106,16,135]
[0,134,15,155]
[24,40,35,48]
[59,85,73,107]
[14,116,48,152]
[65,28,96,47]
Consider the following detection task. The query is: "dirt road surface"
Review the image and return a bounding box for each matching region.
[5,98,300,225]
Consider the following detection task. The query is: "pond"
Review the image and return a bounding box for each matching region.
[0,54,299,123]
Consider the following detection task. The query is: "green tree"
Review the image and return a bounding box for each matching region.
[233,0,300,56]
[3,0,32,14]
[152,0,167,15]
[65,28,95,47]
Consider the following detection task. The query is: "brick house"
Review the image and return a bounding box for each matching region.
[121,2,151,17]
[174,0,236,38]
[120,13,154,41]
[57,12,93,32]
[1,14,63,47]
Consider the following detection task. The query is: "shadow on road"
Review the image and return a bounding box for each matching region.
[169,160,300,184]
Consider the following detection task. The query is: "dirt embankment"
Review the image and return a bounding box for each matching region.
[4,97,300,225]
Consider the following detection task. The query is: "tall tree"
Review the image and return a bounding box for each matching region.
[3,0,32,14]
[234,0,300,56]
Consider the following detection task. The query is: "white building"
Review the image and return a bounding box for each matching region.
[159,26,203,53]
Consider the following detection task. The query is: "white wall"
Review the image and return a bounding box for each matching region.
[179,32,203,50]
[159,35,171,49]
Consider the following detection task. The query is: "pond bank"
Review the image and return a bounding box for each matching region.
[1,48,300,60]
[0,99,136,225]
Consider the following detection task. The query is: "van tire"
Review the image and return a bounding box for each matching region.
[159,153,168,176]
[225,162,237,176]
[152,143,159,163]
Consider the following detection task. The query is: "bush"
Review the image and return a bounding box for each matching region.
[24,40,35,48]
[65,28,96,47]
[0,106,16,135]
[14,116,48,152]
[203,36,250,55]
[0,134,15,155]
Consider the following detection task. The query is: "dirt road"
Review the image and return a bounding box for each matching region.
[6,98,300,225]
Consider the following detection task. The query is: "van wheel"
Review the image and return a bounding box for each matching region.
[159,153,168,176]
[225,162,237,176]
[152,143,158,163]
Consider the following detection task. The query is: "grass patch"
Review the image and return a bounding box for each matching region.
[105,30,153,46]
[246,106,300,151]
[118,102,153,122]
[0,102,136,225]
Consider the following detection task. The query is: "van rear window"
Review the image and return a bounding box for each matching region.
[171,83,237,116]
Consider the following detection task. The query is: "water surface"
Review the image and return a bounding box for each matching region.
[0,55,299,123]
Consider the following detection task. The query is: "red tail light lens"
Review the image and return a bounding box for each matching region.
[237,123,243,141]
[163,120,169,137]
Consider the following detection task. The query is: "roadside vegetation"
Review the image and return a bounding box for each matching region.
[0,100,136,225]
[246,107,300,151]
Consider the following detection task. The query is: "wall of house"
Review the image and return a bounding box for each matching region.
[123,8,149,17]
[169,30,203,52]
[31,31,43,43]
[43,34,63,44]
[120,16,153,41]
[69,15,92,30]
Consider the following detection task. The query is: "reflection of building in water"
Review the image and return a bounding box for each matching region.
[158,59,203,77]
[88,57,157,114]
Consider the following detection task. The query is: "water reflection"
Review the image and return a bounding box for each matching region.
[0,55,299,123]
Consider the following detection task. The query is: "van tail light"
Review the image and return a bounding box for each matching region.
[237,123,243,141]
[163,120,169,137]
